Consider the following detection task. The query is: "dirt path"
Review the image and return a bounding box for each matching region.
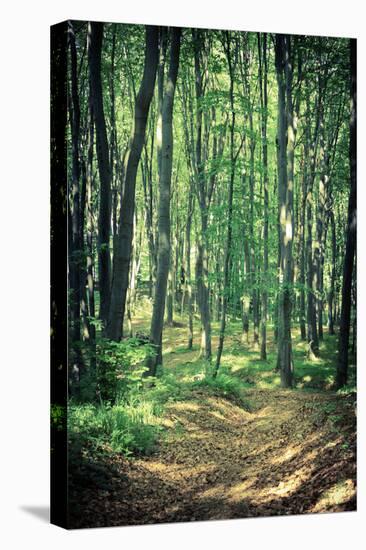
[72,388,356,528]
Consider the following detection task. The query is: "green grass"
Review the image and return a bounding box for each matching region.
[69,397,163,458]
[208,323,356,391]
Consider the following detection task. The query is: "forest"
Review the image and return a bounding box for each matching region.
[54,21,356,527]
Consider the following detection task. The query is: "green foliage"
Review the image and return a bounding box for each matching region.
[51,404,66,431]
[69,337,161,460]
[194,373,243,401]
[336,384,357,396]
[68,398,162,458]
[96,337,155,403]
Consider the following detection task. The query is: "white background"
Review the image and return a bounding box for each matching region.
[0,1,364,548]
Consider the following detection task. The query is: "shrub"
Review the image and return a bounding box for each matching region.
[68,398,162,459]
[194,373,242,401]
[96,337,156,403]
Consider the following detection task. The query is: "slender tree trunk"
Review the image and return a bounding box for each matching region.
[166,262,174,326]
[88,22,112,324]
[214,32,237,376]
[141,144,157,298]
[109,25,119,260]
[275,34,294,388]
[193,31,212,361]
[315,87,326,342]
[258,33,269,360]
[185,179,194,348]
[336,39,357,388]
[249,121,259,349]
[106,26,159,341]
[79,161,90,343]
[68,21,82,381]
[146,28,181,376]
[299,158,307,340]
[241,172,251,345]
[86,99,96,374]
[126,212,140,338]
[328,210,336,335]
[196,215,212,360]
[305,89,320,359]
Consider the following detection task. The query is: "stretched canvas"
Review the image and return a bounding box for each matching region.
[51,19,357,529]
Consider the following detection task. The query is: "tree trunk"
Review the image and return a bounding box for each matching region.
[328,210,336,335]
[258,33,269,360]
[86,98,96,375]
[299,158,307,340]
[275,34,294,388]
[315,85,327,342]
[214,32,237,376]
[68,21,82,382]
[146,28,181,376]
[305,88,321,359]
[88,22,112,324]
[192,30,213,361]
[106,26,159,341]
[166,261,174,326]
[185,180,194,348]
[336,39,357,388]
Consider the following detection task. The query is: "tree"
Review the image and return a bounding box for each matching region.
[258,32,269,360]
[146,27,182,376]
[88,22,112,324]
[68,21,82,380]
[275,34,294,388]
[106,26,159,340]
[214,32,243,376]
[336,39,356,388]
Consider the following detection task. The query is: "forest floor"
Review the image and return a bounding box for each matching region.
[69,305,356,529]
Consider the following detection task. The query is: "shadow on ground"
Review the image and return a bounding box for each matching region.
[20,506,49,523]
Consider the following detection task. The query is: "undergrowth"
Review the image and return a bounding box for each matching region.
[68,323,355,466]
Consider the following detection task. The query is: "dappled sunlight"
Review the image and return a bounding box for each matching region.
[144,459,217,481]
[257,377,281,389]
[270,445,300,465]
[253,464,312,504]
[227,479,255,503]
[199,483,229,501]
[169,402,200,412]
[209,410,229,422]
[222,353,251,370]
[74,288,355,527]
[205,397,254,421]
[269,433,322,467]
[311,479,356,512]
[254,405,272,418]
